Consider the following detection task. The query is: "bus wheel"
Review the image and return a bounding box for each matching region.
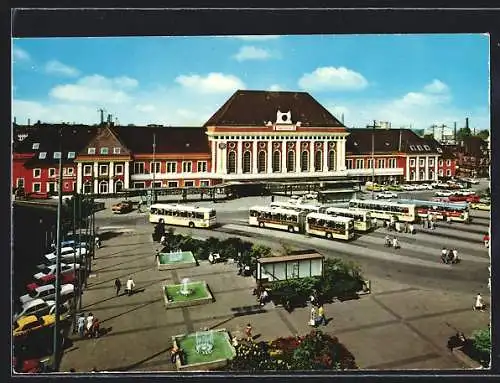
[288,226,294,233]
[188,222,195,228]
[259,222,264,228]
[326,232,332,239]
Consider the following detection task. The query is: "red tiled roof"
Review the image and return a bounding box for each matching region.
[204,90,344,128]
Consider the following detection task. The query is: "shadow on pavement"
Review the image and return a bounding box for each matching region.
[109,346,173,372]
[99,231,126,241]
[100,297,162,324]
[94,254,154,273]
[88,265,155,288]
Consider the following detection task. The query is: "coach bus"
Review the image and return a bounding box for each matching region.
[348,199,416,223]
[149,203,217,228]
[305,213,354,241]
[249,206,306,233]
[269,201,323,213]
[324,207,372,232]
[397,199,470,223]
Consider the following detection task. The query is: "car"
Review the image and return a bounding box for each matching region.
[386,185,403,191]
[50,240,89,252]
[13,315,55,338]
[112,200,134,214]
[20,284,74,306]
[435,190,454,197]
[26,272,76,294]
[375,191,398,199]
[43,248,87,267]
[33,263,80,281]
[13,299,55,322]
[419,184,433,190]
[470,202,491,211]
[431,197,449,202]
[466,195,481,203]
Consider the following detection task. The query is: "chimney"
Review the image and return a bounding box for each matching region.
[465,117,469,130]
[454,121,457,142]
[13,116,16,124]
[27,118,30,126]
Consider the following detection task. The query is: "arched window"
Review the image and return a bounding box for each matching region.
[301,150,309,171]
[419,171,425,180]
[429,170,434,180]
[99,181,108,194]
[287,150,295,172]
[314,150,322,171]
[258,151,266,173]
[83,181,92,194]
[243,151,251,173]
[115,180,123,192]
[272,150,281,172]
[227,151,236,174]
[328,150,336,171]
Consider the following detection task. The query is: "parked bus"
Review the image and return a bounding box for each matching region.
[348,199,416,222]
[269,201,323,213]
[149,203,216,228]
[397,199,470,222]
[249,206,306,233]
[305,213,354,241]
[324,207,372,232]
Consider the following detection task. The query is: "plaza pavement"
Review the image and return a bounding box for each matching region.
[58,223,490,372]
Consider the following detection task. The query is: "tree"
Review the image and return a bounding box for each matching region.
[456,127,472,140]
[476,129,489,140]
[472,328,491,355]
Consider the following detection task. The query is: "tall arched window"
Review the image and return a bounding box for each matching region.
[301,150,309,171]
[258,151,266,173]
[227,151,236,173]
[272,150,281,172]
[328,150,336,171]
[115,180,123,192]
[99,181,108,194]
[287,150,295,172]
[243,151,251,173]
[83,181,92,194]
[314,150,322,171]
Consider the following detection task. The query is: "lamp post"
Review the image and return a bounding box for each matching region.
[367,120,377,199]
[151,132,157,206]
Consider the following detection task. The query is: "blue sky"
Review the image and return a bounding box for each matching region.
[12,34,490,131]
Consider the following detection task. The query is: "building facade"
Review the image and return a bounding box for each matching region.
[13,90,460,195]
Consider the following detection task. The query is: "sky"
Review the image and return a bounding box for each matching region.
[12,34,490,131]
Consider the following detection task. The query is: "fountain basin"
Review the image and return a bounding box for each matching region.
[157,251,197,271]
[172,329,236,371]
[163,281,214,309]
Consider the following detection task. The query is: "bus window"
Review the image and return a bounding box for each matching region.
[150,208,158,214]
[209,210,216,218]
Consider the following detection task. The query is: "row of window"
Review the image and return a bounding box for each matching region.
[134,161,208,174]
[33,167,75,178]
[83,164,123,177]
[346,158,397,170]
[213,136,341,141]
[227,150,337,174]
[408,144,432,151]
[30,181,76,193]
[87,147,122,155]
[37,151,76,160]
[132,180,210,189]
[409,158,452,167]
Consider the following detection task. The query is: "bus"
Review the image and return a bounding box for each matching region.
[397,199,470,222]
[269,201,323,213]
[348,199,416,223]
[249,206,306,233]
[305,213,354,241]
[324,207,372,232]
[148,203,217,228]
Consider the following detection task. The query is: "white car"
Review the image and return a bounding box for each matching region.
[420,184,433,190]
[13,299,55,322]
[44,247,87,265]
[435,190,454,197]
[375,191,398,199]
[34,263,80,281]
[457,190,475,196]
[19,284,74,306]
[400,185,414,191]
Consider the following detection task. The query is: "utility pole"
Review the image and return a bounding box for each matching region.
[78,189,83,311]
[367,120,377,199]
[71,193,77,333]
[152,132,157,205]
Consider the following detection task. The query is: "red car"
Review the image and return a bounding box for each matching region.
[26,272,76,294]
[448,194,480,203]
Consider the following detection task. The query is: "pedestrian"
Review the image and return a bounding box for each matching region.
[385,235,392,247]
[160,234,166,246]
[92,317,100,338]
[259,289,269,306]
[473,293,485,311]
[126,277,135,296]
[421,217,426,228]
[155,249,160,264]
[395,221,401,233]
[452,248,459,264]
[430,219,435,230]
[392,237,400,249]
[77,313,85,338]
[137,200,143,213]
[317,304,327,326]
[95,235,101,249]
[441,247,448,263]
[446,249,454,264]
[309,306,317,326]
[483,233,490,248]
[404,222,408,233]
[114,278,122,296]
[245,323,253,341]
[409,223,415,235]
[86,312,94,337]
[170,345,180,364]
[371,217,378,229]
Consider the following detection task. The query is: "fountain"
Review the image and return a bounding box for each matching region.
[157,250,197,270]
[169,250,183,262]
[195,330,215,354]
[179,278,192,296]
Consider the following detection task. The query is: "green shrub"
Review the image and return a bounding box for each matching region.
[472,328,491,355]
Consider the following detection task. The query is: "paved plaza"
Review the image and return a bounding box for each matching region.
[58,221,490,372]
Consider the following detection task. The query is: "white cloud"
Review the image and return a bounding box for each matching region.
[49,75,139,104]
[423,79,449,94]
[13,46,30,61]
[44,60,80,77]
[135,104,156,112]
[175,73,245,94]
[225,35,280,41]
[268,84,282,91]
[233,46,273,62]
[298,66,368,91]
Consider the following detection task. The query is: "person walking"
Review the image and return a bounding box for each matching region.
[160,234,166,246]
[392,237,400,249]
[385,235,392,247]
[309,306,317,326]
[114,278,122,296]
[473,293,485,311]
[245,323,253,341]
[395,221,401,233]
[430,219,435,230]
[409,223,415,235]
[317,304,327,326]
[452,248,459,264]
[155,249,160,264]
[137,200,143,213]
[441,247,448,263]
[421,217,426,228]
[86,312,94,337]
[126,277,135,296]
[77,313,86,338]
[92,317,100,338]
[483,233,490,248]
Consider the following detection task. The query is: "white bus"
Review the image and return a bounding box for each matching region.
[348,199,416,223]
[305,213,354,241]
[269,201,323,213]
[249,206,307,233]
[324,207,372,232]
[149,203,217,228]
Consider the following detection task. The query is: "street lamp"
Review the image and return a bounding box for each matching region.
[367,120,377,199]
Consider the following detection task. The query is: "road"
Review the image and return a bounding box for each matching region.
[94,187,490,296]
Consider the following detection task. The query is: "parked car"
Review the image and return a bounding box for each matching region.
[20,284,74,306]
[112,200,134,214]
[13,315,55,338]
[26,272,76,294]
[13,299,55,322]
[470,202,491,211]
[435,190,454,197]
[386,185,403,191]
[401,184,416,191]
[419,184,433,190]
[431,197,449,202]
[42,247,87,267]
[375,191,398,199]
[33,263,80,281]
[50,240,89,251]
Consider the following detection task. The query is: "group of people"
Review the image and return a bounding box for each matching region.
[114,277,136,296]
[170,345,184,364]
[77,312,100,338]
[440,247,459,264]
[384,235,400,249]
[384,218,415,235]
[421,215,438,230]
[253,284,270,306]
